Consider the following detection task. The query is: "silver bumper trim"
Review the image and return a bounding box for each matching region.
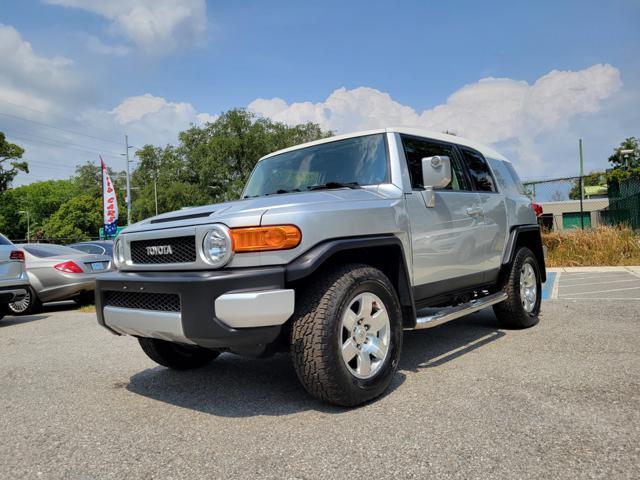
[103,306,195,345]
[215,289,295,328]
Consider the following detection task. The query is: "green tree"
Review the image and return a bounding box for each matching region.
[0,132,28,194]
[131,109,331,221]
[41,194,103,241]
[608,137,640,169]
[0,179,77,240]
[568,172,606,200]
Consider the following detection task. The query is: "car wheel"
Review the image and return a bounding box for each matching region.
[8,287,43,315]
[493,247,541,329]
[138,337,220,370]
[290,263,403,407]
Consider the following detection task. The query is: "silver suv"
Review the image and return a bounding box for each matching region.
[0,234,29,320]
[96,128,545,406]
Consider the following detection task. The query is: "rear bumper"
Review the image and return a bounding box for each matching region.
[0,285,28,304]
[95,267,294,348]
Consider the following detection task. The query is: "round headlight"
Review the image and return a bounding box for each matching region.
[202,225,233,267]
[113,237,125,268]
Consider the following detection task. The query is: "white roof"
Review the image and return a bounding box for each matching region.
[260,127,509,162]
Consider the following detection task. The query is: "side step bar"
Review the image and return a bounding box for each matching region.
[412,291,508,330]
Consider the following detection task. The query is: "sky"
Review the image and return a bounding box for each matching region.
[0,0,639,186]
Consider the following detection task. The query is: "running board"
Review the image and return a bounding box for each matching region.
[412,291,508,330]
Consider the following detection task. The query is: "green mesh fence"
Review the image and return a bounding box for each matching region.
[600,174,640,230]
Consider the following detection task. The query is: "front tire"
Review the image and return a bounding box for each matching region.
[290,264,403,407]
[493,247,542,329]
[138,337,220,370]
[8,287,42,315]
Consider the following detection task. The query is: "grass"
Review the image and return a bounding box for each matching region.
[78,304,96,313]
[542,225,640,267]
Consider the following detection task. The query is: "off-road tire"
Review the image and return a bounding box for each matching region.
[493,247,541,329]
[8,287,42,315]
[290,264,403,407]
[138,337,220,370]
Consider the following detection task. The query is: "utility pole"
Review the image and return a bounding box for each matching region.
[579,138,585,230]
[154,170,158,216]
[125,135,132,225]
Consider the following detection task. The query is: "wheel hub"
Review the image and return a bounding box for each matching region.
[340,292,391,379]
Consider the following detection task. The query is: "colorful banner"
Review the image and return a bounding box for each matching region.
[101,156,119,236]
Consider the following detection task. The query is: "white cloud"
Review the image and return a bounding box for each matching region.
[82,34,131,56]
[44,0,207,54]
[0,24,79,111]
[249,64,623,175]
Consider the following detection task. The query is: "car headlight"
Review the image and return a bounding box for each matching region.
[202,225,233,267]
[113,237,125,268]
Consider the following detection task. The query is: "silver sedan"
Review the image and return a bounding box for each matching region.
[8,243,113,314]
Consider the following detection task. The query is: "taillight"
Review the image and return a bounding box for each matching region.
[9,250,25,262]
[532,203,543,217]
[54,261,84,274]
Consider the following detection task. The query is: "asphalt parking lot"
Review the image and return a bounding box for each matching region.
[1,283,639,479]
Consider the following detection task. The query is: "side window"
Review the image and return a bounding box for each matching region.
[400,135,469,191]
[460,149,496,192]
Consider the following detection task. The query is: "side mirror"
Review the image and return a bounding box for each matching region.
[421,156,451,189]
[420,156,451,208]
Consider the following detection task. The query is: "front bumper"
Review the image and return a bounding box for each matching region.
[0,285,28,304]
[95,267,294,348]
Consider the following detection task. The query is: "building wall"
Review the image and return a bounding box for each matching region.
[539,198,609,231]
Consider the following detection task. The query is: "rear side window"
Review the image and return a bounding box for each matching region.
[400,135,470,191]
[459,149,496,192]
[488,158,526,196]
[0,234,12,246]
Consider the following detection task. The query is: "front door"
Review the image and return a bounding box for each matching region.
[400,135,487,300]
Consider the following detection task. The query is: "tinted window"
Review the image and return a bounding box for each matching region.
[400,136,469,191]
[460,149,496,192]
[24,245,84,258]
[71,244,105,255]
[0,234,12,246]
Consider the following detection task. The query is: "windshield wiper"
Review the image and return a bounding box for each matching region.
[306,182,361,191]
[243,188,300,199]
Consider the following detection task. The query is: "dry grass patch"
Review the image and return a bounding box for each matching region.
[78,304,96,314]
[542,225,640,267]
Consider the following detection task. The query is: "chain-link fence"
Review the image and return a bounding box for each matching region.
[522,175,610,231]
[600,174,640,230]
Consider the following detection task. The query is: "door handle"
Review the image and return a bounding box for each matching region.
[466,207,483,217]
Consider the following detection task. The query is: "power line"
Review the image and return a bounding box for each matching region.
[0,110,123,146]
[0,99,124,138]
[3,128,124,156]
[5,132,123,159]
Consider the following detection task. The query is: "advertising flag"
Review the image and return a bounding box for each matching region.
[101,157,119,237]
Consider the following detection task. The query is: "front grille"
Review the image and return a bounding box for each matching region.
[104,291,181,312]
[130,235,196,264]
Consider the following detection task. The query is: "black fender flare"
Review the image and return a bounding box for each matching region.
[501,225,546,282]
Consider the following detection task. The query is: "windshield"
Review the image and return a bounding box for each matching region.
[243,134,389,198]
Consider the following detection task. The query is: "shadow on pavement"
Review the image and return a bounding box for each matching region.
[0,301,82,326]
[126,309,505,417]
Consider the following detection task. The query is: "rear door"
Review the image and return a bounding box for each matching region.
[457,147,508,275]
[400,135,486,299]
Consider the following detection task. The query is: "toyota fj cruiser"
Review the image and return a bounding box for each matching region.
[96,128,545,406]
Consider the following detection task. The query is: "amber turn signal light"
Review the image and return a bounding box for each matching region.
[230,225,301,252]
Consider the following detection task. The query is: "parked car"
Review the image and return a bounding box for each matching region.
[0,234,29,320]
[69,240,114,257]
[95,128,545,406]
[9,243,112,315]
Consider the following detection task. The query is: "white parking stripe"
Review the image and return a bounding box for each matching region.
[561,279,639,288]
[551,271,561,299]
[559,286,640,296]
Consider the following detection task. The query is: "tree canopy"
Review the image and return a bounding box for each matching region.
[0,133,28,194]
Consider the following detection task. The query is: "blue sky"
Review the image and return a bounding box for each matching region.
[1,0,639,184]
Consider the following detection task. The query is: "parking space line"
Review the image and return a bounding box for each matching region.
[561,279,639,288]
[542,272,556,300]
[559,286,640,297]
